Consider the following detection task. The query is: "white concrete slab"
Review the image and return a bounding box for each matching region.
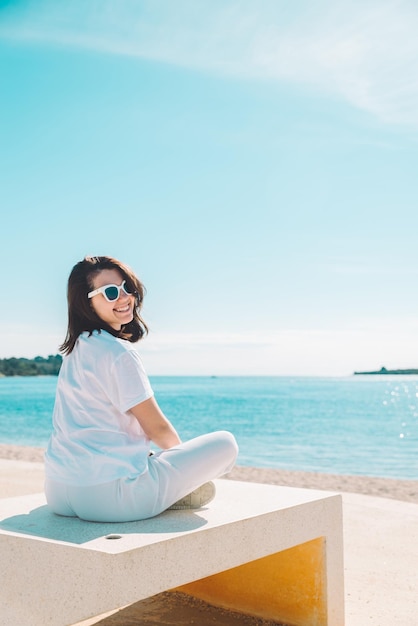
[3,459,416,625]
[0,480,343,626]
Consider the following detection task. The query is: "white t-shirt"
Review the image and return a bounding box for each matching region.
[45,330,154,486]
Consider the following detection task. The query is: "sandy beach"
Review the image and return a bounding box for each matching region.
[1,444,417,625]
[1,442,416,503]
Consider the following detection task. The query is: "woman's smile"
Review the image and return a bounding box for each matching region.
[114,304,131,313]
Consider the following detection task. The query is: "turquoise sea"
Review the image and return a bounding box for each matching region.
[0,375,417,480]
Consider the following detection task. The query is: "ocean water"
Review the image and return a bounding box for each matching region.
[0,375,417,480]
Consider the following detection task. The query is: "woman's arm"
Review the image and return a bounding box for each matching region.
[129,397,181,449]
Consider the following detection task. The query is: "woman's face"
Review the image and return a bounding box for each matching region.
[89,269,135,330]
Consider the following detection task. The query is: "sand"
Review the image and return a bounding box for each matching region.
[1,444,417,625]
[0,442,416,503]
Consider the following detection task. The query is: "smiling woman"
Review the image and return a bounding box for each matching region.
[44,256,238,523]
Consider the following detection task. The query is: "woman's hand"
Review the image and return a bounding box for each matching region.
[129,397,181,449]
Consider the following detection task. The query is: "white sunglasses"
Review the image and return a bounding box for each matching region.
[88,280,134,302]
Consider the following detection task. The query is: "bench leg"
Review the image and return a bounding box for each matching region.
[175,537,329,626]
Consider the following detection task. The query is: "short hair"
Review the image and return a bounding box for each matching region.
[60,256,148,355]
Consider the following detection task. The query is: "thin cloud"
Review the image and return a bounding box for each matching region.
[328,263,418,277]
[139,325,418,375]
[141,321,418,350]
[1,0,418,127]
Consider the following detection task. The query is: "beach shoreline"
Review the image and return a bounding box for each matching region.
[1,443,416,503]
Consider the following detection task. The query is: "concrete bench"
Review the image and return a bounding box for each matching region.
[0,479,344,626]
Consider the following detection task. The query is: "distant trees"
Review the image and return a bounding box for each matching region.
[0,354,62,376]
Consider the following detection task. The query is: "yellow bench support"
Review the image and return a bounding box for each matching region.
[177,538,326,626]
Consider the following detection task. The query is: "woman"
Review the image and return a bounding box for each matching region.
[45,256,238,522]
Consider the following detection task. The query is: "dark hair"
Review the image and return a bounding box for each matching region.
[60,256,148,355]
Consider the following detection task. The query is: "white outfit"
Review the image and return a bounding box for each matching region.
[45,330,238,522]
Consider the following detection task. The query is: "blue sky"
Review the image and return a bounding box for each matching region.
[1,0,418,375]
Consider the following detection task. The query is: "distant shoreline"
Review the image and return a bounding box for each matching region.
[354,367,418,375]
[0,355,62,377]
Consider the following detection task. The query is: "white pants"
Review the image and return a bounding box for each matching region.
[45,431,238,522]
